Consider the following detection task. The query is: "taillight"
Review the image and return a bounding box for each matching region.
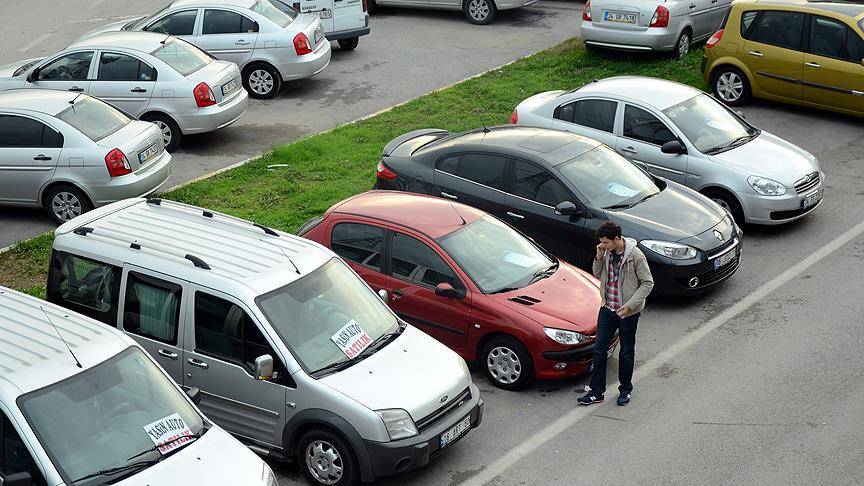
[649,5,669,28]
[510,109,518,124]
[376,159,397,180]
[193,82,216,108]
[706,29,724,48]
[582,0,591,21]
[105,148,131,177]
[294,33,312,55]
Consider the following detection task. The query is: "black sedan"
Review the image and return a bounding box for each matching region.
[373,126,742,295]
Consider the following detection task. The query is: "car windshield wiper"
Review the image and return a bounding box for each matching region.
[529,262,559,284]
[312,358,357,377]
[603,202,636,210]
[71,459,161,484]
[704,133,757,154]
[357,329,402,358]
[125,431,205,462]
[489,286,520,294]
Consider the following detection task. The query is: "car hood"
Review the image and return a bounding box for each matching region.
[708,131,820,186]
[320,326,473,422]
[0,57,42,79]
[74,17,140,42]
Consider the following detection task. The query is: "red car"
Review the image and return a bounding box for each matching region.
[299,191,611,390]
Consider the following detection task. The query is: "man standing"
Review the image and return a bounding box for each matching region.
[578,221,654,407]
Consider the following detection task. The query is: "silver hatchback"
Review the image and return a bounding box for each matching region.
[0,90,171,224]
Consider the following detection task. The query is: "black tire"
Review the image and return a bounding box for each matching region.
[703,188,745,225]
[367,0,377,14]
[243,63,282,100]
[672,28,691,59]
[297,428,359,486]
[711,66,751,107]
[338,37,359,51]
[44,184,92,224]
[481,335,534,390]
[141,113,182,152]
[464,0,497,24]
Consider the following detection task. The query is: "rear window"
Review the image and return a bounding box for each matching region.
[56,96,131,141]
[150,39,212,76]
[252,0,297,27]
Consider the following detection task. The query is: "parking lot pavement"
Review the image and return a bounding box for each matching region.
[269,101,864,484]
[0,0,582,248]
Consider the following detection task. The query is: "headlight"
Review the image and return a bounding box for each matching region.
[641,240,698,260]
[544,327,590,345]
[376,409,418,440]
[261,462,277,486]
[747,175,786,196]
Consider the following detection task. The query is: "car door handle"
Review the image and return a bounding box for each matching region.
[689,4,696,8]
[131,87,147,93]
[235,40,251,45]
[187,358,209,369]
[440,192,458,200]
[747,50,764,57]
[506,211,525,219]
[32,154,52,161]
[158,349,178,360]
[805,62,821,68]
[621,146,638,154]
[68,86,84,92]
[390,289,403,300]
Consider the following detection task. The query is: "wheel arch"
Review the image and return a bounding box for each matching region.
[40,179,94,210]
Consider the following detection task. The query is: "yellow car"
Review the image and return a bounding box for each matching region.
[702,0,864,116]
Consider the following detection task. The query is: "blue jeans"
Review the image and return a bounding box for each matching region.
[589,306,639,396]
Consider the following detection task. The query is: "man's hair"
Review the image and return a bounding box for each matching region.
[596,221,622,240]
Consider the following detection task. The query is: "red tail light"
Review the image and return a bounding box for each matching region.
[649,5,669,28]
[105,148,131,177]
[582,0,591,21]
[193,82,216,108]
[510,109,518,125]
[376,159,397,180]
[706,29,724,48]
[294,33,312,55]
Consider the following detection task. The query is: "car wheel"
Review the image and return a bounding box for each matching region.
[673,29,691,59]
[243,63,282,100]
[712,66,751,107]
[142,113,182,152]
[338,37,359,51]
[482,335,534,390]
[297,428,359,486]
[464,0,496,25]
[703,188,745,225]
[45,185,92,225]
[368,0,377,14]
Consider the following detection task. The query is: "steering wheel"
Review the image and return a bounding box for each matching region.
[55,64,73,81]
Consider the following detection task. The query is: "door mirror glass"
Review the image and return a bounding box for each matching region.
[254,354,274,381]
[25,68,38,83]
[435,282,459,298]
[1,472,33,486]
[660,140,687,155]
[184,386,202,405]
[554,201,580,216]
[377,289,388,302]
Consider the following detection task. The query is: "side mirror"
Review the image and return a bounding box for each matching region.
[2,472,33,486]
[735,110,746,119]
[25,69,38,83]
[185,387,202,405]
[660,140,687,155]
[255,354,274,381]
[435,282,459,298]
[377,288,388,302]
[554,201,580,216]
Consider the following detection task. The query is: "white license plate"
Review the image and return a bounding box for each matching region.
[138,143,158,164]
[604,11,637,23]
[314,27,324,44]
[801,188,823,209]
[318,9,332,19]
[713,250,736,270]
[221,79,238,96]
[439,415,471,449]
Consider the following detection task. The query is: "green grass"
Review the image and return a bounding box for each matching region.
[0,39,707,296]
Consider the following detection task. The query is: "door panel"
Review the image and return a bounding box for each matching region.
[616,104,687,184]
[328,221,389,294]
[299,0,334,32]
[89,52,156,117]
[742,10,806,99]
[197,9,259,66]
[433,153,508,218]
[0,115,62,204]
[802,15,864,113]
[689,0,714,38]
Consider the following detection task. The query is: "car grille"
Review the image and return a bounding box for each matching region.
[415,387,471,432]
[674,255,740,289]
[794,172,820,194]
[706,236,738,260]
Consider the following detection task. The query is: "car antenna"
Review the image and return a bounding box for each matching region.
[40,306,83,369]
[160,34,170,44]
[259,239,301,275]
[481,123,491,134]
[69,92,82,113]
[446,201,466,225]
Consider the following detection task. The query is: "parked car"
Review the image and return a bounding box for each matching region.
[0,32,248,151]
[77,0,332,99]
[0,286,277,486]
[702,0,864,117]
[368,0,537,25]
[299,190,615,390]
[580,0,731,58]
[374,126,743,295]
[47,197,483,486]
[0,89,170,224]
[272,0,370,51]
[512,77,825,225]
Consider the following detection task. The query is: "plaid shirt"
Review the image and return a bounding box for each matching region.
[605,248,624,312]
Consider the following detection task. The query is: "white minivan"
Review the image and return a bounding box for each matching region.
[47,197,483,486]
[274,0,370,50]
[0,286,275,486]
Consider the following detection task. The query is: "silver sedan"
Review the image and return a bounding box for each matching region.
[0,32,249,151]
[0,90,171,224]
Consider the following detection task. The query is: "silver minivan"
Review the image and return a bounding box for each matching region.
[47,198,483,486]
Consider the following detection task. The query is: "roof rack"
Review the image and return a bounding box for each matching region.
[73,225,212,271]
[143,198,281,239]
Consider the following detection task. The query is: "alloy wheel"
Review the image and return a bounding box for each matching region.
[249,69,275,96]
[51,192,83,222]
[487,346,522,385]
[154,120,173,147]
[306,440,343,485]
[468,0,490,21]
[677,34,690,58]
[712,197,732,213]
[716,72,744,103]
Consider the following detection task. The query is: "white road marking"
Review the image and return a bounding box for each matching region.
[460,217,864,486]
[17,33,51,53]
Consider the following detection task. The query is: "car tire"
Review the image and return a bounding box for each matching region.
[44,184,92,225]
[703,188,745,225]
[711,66,751,107]
[368,0,377,14]
[297,428,359,486]
[243,63,282,100]
[338,37,360,51]
[464,0,497,24]
[672,28,691,59]
[141,113,182,152]
[481,335,534,390]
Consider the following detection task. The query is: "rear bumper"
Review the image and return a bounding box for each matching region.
[89,151,172,206]
[580,20,679,51]
[275,40,332,81]
[325,16,371,41]
[175,89,248,135]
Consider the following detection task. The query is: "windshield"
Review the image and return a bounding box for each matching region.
[150,39,212,76]
[663,94,755,154]
[256,258,399,375]
[17,347,205,486]
[558,145,659,209]
[253,0,297,27]
[438,216,554,293]
[126,4,170,31]
[57,96,131,141]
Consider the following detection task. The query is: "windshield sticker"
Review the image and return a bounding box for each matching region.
[503,251,538,268]
[607,182,639,198]
[330,320,373,359]
[143,413,194,455]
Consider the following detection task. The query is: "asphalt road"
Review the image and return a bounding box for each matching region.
[0,0,582,248]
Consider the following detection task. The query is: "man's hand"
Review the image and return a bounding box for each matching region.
[595,244,605,261]
[616,305,631,317]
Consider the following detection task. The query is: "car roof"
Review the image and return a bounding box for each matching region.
[0,287,133,398]
[741,0,864,17]
[330,191,487,239]
[171,0,257,8]
[67,31,179,53]
[577,76,701,110]
[0,89,79,117]
[437,126,601,167]
[52,198,334,297]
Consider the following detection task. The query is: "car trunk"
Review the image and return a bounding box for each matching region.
[185,61,243,104]
[98,120,165,172]
[590,0,663,30]
[292,13,326,49]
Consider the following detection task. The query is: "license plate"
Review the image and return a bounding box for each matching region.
[604,11,637,23]
[138,143,158,164]
[801,188,823,209]
[221,79,238,96]
[439,415,471,449]
[713,250,736,270]
[314,27,324,44]
[318,9,332,19]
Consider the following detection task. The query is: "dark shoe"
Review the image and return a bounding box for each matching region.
[577,392,604,405]
[617,393,631,406]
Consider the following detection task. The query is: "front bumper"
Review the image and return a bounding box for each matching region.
[275,40,332,81]
[89,151,172,206]
[647,237,743,296]
[537,335,619,379]
[739,179,825,225]
[176,89,249,135]
[580,20,678,52]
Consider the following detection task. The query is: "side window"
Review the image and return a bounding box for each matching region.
[123,272,182,345]
[0,115,62,149]
[511,160,572,207]
[554,102,575,123]
[331,223,384,272]
[98,52,156,82]
[740,11,759,38]
[47,252,122,327]
[809,16,864,63]
[391,232,459,288]
[203,9,258,34]
[436,155,459,175]
[570,99,617,133]
[146,10,198,36]
[748,11,806,51]
[37,52,93,81]
[456,154,507,190]
[622,105,677,146]
[1,413,47,486]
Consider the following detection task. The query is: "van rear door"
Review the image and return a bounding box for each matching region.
[298,0,334,32]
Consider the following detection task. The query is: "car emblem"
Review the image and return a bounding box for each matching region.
[439,395,449,404]
[713,230,724,241]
